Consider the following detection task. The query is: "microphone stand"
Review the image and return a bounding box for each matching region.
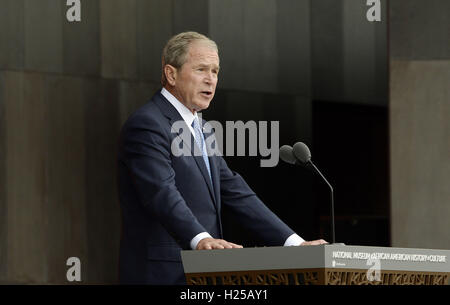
[308,161,336,245]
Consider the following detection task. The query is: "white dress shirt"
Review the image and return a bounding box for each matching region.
[160,88,305,249]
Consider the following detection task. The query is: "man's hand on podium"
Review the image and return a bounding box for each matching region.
[197,238,244,250]
[300,239,328,246]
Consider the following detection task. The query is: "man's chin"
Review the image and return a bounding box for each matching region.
[195,101,212,112]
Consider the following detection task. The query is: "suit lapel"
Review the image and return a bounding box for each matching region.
[154,92,218,210]
[202,123,221,213]
[207,153,221,214]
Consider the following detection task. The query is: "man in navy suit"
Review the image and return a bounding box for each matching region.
[117,32,327,284]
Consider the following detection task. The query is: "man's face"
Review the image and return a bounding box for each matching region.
[172,41,220,113]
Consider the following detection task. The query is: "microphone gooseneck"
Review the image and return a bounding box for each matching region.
[280,142,336,244]
[307,161,335,245]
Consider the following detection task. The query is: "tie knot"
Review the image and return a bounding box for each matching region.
[192,117,200,129]
[193,118,204,137]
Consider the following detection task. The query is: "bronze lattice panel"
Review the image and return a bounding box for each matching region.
[186,268,449,285]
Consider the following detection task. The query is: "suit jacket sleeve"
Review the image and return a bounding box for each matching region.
[218,156,295,246]
[119,114,206,249]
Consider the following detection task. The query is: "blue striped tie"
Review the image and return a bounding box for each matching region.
[192,117,212,181]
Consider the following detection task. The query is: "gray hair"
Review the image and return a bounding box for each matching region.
[161,31,218,86]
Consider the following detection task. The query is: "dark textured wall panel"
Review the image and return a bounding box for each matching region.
[211,0,312,96]
[390,60,450,249]
[173,0,209,34]
[0,71,128,283]
[100,0,137,79]
[24,0,63,73]
[3,71,48,282]
[83,78,121,283]
[0,72,7,281]
[62,0,100,76]
[342,0,387,106]
[209,0,281,94]
[276,0,311,97]
[312,0,388,105]
[242,0,278,93]
[0,0,25,70]
[45,74,87,283]
[311,0,344,102]
[209,0,245,91]
[374,0,389,106]
[137,0,173,82]
[118,80,160,128]
[390,0,450,60]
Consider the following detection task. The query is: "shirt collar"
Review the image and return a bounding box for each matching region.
[161,87,198,127]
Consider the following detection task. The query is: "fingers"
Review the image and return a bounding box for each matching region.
[300,239,329,246]
[229,242,244,248]
[197,238,243,250]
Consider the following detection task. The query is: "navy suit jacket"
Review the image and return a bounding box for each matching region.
[117,91,295,284]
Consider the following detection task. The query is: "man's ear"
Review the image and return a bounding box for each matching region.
[164,65,177,86]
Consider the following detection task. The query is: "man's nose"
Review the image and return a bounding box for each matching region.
[204,71,215,84]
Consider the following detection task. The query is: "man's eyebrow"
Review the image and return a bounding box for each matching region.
[195,63,220,70]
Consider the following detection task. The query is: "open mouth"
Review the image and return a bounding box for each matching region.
[200,91,213,98]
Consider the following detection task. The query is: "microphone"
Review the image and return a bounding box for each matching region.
[280,142,337,244]
[292,142,311,163]
[280,143,313,169]
[279,145,297,165]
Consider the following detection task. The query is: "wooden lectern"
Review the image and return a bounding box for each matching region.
[181,244,450,285]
